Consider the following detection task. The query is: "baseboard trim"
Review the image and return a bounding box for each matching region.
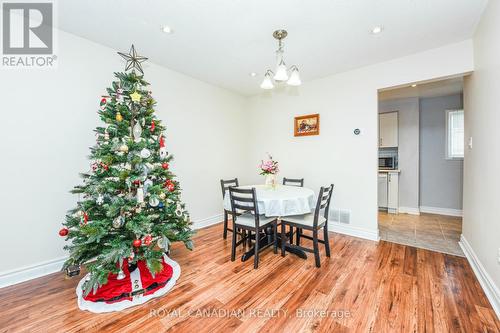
[329,222,379,242]
[0,256,67,289]
[419,206,463,217]
[0,214,224,290]
[399,207,421,215]
[193,214,223,230]
[459,235,500,318]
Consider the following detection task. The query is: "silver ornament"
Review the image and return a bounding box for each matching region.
[96,194,104,205]
[149,196,159,207]
[113,216,125,228]
[140,148,151,159]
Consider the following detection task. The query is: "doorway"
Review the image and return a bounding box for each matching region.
[376,77,465,256]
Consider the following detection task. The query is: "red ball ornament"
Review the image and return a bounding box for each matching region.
[133,179,141,186]
[132,239,142,247]
[143,235,152,246]
[59,227,69,236]
[150,121,155,133]
[162,163,169,170]
[83,212,89,224]
[167,183,175,192]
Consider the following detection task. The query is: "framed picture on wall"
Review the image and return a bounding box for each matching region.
[294,113,320,137]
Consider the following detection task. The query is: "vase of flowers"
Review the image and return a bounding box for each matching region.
[259,154,279,189]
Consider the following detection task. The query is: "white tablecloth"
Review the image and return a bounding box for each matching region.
[223,185,315,217]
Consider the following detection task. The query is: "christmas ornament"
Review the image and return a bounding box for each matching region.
[116,112,123,122]
[133,239,142,247]
[117,44,148,74]
[59,227,69,236]
[150,121,155,132]
[116,269,125,280]
[162,163,169,170]
[118,144,129,153]
[143,234,152,246]
[149,196,159,207]
[175,204,183,217]
[100,162,109,171]
[132,122,142,142]
[159,192,166,200]
[100,97,108,110]
[158,202,164,208]
[91,163,98,171]
[159,135,165,148]
[130,90,142,103]
[116,88,124,103]
[83,212,89,224]
[167,183,175,192]
[112,215,125,228]
[144,179,153,193]
[140,148,151,159]
[159,147,168,160]
[96,194,104,205]
[104,129,110,140]
[136,184,145,203]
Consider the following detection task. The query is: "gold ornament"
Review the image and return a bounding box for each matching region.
[130,90,142,103]
[159,192,166,199]
[116,112,123,122]
[119,144,129,153]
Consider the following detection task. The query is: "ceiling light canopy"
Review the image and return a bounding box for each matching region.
[260,29,301,89]
[161,25,172,34]
[371,26,383,34]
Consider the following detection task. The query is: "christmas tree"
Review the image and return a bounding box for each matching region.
[60,46,194,298]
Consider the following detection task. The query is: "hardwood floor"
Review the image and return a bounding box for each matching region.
[0,223,498,332]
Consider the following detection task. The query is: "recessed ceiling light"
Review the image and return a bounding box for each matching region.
[249,72,257,77]
[411,84,417,87]
[161,25,173,34]
[371,26,383,34]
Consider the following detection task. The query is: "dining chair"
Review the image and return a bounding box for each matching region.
[280,184,334,268]
[282,177,304,187]
[228,186,278,269]
[220,178,239,239]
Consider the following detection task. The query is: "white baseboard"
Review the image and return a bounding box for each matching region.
[0,256,67,289]
[193,213,223,230]
[329,222,380,242]
[419,206,463,217]
[399,206,421,215]
[0,214,224,290]
[459,235,500,318]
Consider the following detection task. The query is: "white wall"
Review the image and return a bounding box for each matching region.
[379,98,420,211]
[420,94,464,210]
[246,40,473,239]
[0,29,248,278]
[463,0,500,303]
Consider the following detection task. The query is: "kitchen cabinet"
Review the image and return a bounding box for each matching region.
[379,112,398,148]
[378,170,399,214]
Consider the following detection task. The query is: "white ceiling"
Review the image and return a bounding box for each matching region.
[378,77,464,101]
[56,0,488,96]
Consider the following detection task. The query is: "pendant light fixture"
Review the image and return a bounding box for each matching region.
[260,29,301,89]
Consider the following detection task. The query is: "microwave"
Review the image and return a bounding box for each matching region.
[379,156,396,169]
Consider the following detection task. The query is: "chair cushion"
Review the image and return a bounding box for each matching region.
[282,213,326,228]
[235,213,276,228]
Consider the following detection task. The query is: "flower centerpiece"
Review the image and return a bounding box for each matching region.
[259,154,279,188]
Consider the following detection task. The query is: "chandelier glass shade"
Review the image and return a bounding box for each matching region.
[260,30,301,89]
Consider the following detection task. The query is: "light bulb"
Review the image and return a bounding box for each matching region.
[260,72,274,90]
[274,60,288,82]
[287,67,301,86]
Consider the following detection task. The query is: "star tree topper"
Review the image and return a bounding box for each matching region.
[117,44,148,74]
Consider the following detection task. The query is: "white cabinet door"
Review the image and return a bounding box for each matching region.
[387,172,399,214]
[378,173,388,208]
[379,112,398,148]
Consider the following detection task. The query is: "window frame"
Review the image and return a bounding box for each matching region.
[445,109,464,160]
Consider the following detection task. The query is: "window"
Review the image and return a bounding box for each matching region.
[446,110,464,159]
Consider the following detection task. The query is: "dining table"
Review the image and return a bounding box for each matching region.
[223,184,316,261]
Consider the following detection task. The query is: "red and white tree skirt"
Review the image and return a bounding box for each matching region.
[76,254,180,313]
